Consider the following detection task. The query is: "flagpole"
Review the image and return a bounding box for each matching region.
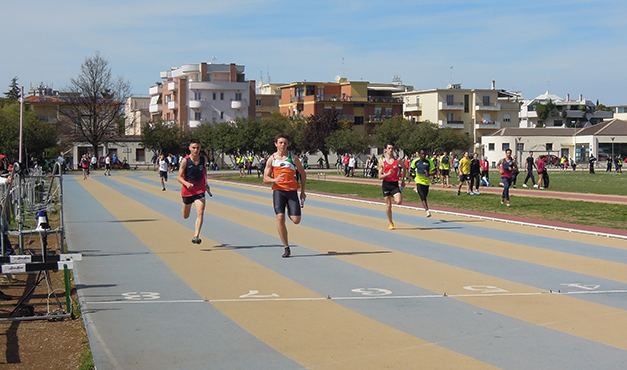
[19,86,24,164]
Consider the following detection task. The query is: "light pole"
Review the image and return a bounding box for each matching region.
[611,137,615,163]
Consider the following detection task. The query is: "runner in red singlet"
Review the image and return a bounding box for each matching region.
[378,142,406,230]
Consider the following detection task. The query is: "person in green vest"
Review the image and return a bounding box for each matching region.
[439,151,451,188]
[411,149,436,218]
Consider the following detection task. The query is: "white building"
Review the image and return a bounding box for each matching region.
[480,119,627,167]
[519,92,612,128]
[125,96,151,135]
[149,62,256,131]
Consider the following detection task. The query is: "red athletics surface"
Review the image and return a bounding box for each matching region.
[211,172,627,237]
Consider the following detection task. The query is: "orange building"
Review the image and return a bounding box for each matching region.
[279,78,407,133]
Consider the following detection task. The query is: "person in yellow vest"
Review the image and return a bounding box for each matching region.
[457,151,472,196]
[439,151,451,188]
[247,155,253,175]
[263,133,307,258]
[411,149,436,218]
[237,155,245,177]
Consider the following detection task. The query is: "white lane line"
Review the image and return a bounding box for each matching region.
[85,289,627,305]
[210,179,627,240]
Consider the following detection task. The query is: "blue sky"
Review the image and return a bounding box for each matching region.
[2,0,626,105]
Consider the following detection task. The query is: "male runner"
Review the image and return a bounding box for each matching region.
[457,151,472,196]
[470,153,481,195]
[411,149,436,218]
[263,133,307,258]
[498,148,518,206]
[439,151,451,188]
[158,153,170,191]
[522,151,537,188]
[178,139,212,244]
[378,142,406,230]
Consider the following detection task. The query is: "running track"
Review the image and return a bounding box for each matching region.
[65,171,627,369]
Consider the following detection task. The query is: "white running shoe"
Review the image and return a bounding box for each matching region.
[474,190,480,195]
[426,210,431,218]
[539,187,545,189]
[522,184,528,188]
[533,184,539,189]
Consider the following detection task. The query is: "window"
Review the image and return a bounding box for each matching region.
[446,112,454,122]
[220,92,224,100]
[446,95,454,105]
[135,148,145,162]
[553,120,562,126]
[354,116,364,125]
[546,143,553,151]
[482,96,490,106]
[375,107,382,120]
[194,112,202,120]
[385,107,393,118]
[235,92,242,101]
[502,143,510,151]
[517,142,524,152]
[464,94,469,113]
[488,143,495,151]
[193,92,202,100]
[213,111,218,120]
[212,92,216,100]
[306,85,315,96]
[504,113,511,122]
[206,73,212,82]
[256,98,262,106]
[275,99,279,107]
[220,111,224,119]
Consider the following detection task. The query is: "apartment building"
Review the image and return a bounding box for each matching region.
[149,62,256,130]
[519,92,612,128]
[255,83,283,120]
[125,96,151,135]
[278,78,408,133]
[393,82,521,145]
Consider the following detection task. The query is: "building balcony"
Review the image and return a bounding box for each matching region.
[149,85,162,96]
[367,114,393,122]
[438,120,465,129]
[337,114,355,122]
[475,120,501,129]
[167,101,177,110]
[189,118,207,128]
[231,99,248,109]
[189,99,206,110]
[439,101,464,110]
[404,102,422,112]
[368,96,402,103]
[566,110,584,118]
[315,94,353,102]
[290,96,304,103]
[475,102,501,111]
[149,104,162,113]
[167,81,177,91]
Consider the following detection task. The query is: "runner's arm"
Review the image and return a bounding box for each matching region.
[293,155,307,199]
[177,158,191,189]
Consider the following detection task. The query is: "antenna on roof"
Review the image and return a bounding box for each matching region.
[211,56,217,63]
[546,79,550,93]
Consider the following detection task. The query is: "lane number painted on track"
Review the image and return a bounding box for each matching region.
[122,292,161,300]
[463,285,509,294]
[351,288,392,296]
[239,290,280,298]
[560,283,601,291]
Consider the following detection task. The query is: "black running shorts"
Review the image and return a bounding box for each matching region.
[273,190,301,216]
[416,183,429,201]
[182,192,205,205]
[382,181,401,198]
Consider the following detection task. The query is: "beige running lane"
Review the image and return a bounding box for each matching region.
[144,179,627,351]
[76,176,500,370]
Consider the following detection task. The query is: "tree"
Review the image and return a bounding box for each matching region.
[140,120,187,156]
[0,103,57,161]
[4,77,20,101]
[373,116,416,155]
[304,109,340,168]
[326,128,371,156]
[58,52,131,155]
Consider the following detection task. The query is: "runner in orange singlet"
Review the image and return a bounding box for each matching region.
[263,133,307,258]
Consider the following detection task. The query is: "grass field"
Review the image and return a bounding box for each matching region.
[213,172,627,231]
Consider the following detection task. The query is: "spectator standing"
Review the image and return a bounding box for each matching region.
[470,153,481,195]
[480,156,490,186]
[522,152,537,188]
[589,154,596,174]
[439,151,451,188]
[606,155,612,172]
[342,154,350,176]
[456,152,472,196]
[616,155,622,173]
[348,155,356,177]
[453,155,460,176]
[497,149,517,207]
[104,154,111,176]
[91,154,98,170]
